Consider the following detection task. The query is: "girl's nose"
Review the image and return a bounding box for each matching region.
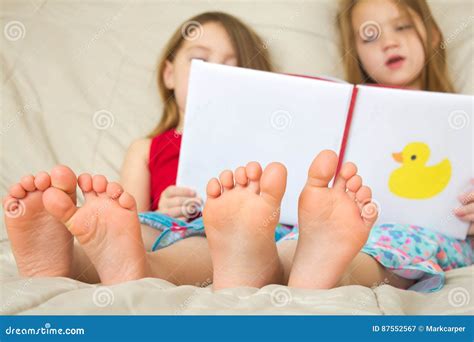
[381,31,400,51]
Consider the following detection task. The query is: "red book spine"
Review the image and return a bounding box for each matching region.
[336,85,358,176]
[284,73,359,177]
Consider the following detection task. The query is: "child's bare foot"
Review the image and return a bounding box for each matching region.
[3,166,76,277]
[203,162,287,289]
[43,174,148,285]
[288,150,378,289]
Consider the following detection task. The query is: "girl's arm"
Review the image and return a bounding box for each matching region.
[120,139,152,212]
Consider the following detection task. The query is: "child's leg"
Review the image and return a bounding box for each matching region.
[71,235,212,286]
[141,225,161,251]
[337,252,414,288]
[277,240,413,288]
[146,236,212,286]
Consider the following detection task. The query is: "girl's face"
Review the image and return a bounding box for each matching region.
[352,0,428,89]
[163,22,238,120]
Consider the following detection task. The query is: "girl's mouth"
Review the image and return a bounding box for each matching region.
[385,55,406,70]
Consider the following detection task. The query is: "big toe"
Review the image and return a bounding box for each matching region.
[260,162,287,205]
[43,187,77,225]
[307,150,339,188]
[50,165,77,202]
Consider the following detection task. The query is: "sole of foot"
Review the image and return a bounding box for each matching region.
[3,166,77,277]
[43,174,148,285]
[288,150,378,289]
[203,161,287,289]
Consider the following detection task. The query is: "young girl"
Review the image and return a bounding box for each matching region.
[120,11,273,250]
[3,12,273,286]
[271,0,473,292]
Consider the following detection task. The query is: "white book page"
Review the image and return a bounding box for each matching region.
[344,85,473,239]
[178,60,354,225]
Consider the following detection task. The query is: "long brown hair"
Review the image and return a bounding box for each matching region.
[337,0,455,92]
[148,12,273,138]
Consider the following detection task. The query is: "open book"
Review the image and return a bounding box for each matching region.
[177,60,473,239]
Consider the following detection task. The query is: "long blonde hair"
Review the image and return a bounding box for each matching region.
[148,12,273,138]
[337,0,455,92]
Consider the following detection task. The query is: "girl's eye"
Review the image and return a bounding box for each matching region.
[396,24,413,31]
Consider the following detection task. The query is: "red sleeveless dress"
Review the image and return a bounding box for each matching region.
[148,129,181,211]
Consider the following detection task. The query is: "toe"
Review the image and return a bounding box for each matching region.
[361,202,378,227]
[346,175,362,195]
[3,195,21,213]
[34,172,51,191]
[43,188,78,225]
[307,150,338,188]
[260,162,287,205]
[106,182,123,200]
[118,192,137,211]
[356,185,372,204]
[245,162,262,193]
[9,183,26,199]
[206,178,222,199]
[234,166,248,187]
[78,173,93,192]
[20,175,36,192]
[51,165,77,199]
[92,175,107,193]
[334,162,357,191]
[354,186,377,228]
[219,170,234,192]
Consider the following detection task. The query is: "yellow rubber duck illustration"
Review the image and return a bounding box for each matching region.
[389,142,451,199]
